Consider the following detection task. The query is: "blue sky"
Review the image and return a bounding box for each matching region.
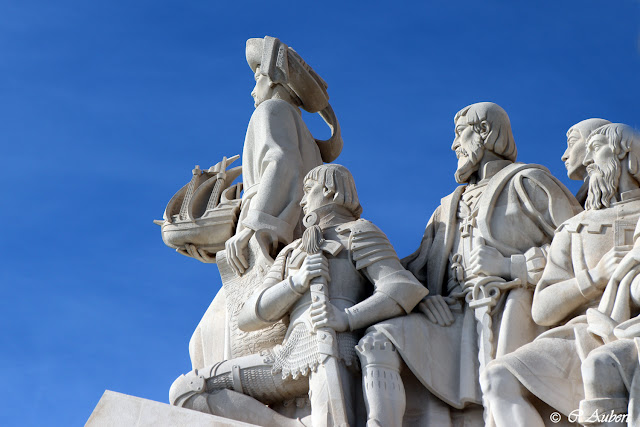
[1,1,638,425]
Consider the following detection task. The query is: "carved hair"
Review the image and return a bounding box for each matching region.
[454,102,517,162]
[304,164,363,218]
[566,118,611,141]
[589,123,640,184]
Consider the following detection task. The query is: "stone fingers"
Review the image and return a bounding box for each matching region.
[225,240,243,276]
[418,301,438,324]
[443,296,458,305]
[436,296,455,325]
[310,302,328,331]
[612,250,640,283]
[196,247,216,263]
[303,255,330,283]
[425,298,447,325]
[234,241,249,272]
[185,243,197,259]
[308,268,331,283]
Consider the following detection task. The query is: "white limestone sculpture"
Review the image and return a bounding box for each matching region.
[187,36,344,370]
[356,102,583,426]
[576,128,640,426]
[169,164,428,427]
[562,118,611,206]
[155,156,243,260]
[482,123,640,427]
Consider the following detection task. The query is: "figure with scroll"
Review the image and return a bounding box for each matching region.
[482,123,640,426]
[169,164,427,426]
[356,102,582,426]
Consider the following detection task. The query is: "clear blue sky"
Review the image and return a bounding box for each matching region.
[1,1,638,425]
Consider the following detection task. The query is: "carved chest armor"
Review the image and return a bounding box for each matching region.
[271,226,369,379]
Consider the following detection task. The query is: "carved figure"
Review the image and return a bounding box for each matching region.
[357,102,582,426]
[188,36,343,370]
[562,118,611,206]
[224,35,342,272]
[169,164,427,426]
[482,123,640,427]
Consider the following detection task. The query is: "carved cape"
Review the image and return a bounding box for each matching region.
[372,161,582,410]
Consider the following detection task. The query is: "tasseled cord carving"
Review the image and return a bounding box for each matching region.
[302,225,324,255]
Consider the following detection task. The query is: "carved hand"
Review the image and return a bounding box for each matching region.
[182,243,216,263]
[418,295,456,326]
[589,245,633,289]
[468,243,510,279]
[225,228,255,275]
[609,245,640,290]
[310,300,349,332]
[290,253,330,293]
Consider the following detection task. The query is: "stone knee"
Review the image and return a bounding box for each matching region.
[481,361,525,399]
[581,347,627,400]
[356,329,405,427]
[169,369,207,409]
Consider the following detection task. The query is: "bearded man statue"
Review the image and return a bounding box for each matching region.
[482,123,640,427]
[355,102,582,426]
[562,118,611,206]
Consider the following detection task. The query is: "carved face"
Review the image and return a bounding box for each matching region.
[584,134,617,170]
[452,122,485,184]
[584,134,621,210]
[251,67,274,108]
[300,179,332,215]
[561,129,588,181]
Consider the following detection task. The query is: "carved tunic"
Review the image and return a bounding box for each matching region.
[447,181,487,294]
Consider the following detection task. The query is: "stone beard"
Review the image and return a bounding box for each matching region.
[586,157,621,210]
[454,132,484,184]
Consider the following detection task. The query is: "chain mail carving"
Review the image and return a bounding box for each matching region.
[219,240,288,358]
[272,322,360,379]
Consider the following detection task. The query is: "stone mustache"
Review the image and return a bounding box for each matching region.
[156,35,640,427]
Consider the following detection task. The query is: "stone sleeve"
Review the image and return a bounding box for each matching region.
[348,220,429,313]
[532,227,599,326]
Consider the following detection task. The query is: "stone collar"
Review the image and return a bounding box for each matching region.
[618,188,640,203]
[480,159,513,182]
[304,204,356,229]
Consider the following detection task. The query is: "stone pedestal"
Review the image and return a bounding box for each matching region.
[86,390,257,427]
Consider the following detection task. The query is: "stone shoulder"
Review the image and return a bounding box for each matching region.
[555,210,589,233]
[334,218,386,238]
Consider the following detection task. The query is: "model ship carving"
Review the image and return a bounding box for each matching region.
[155,155,242,260]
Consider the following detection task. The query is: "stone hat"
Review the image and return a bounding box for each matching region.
[246,36,329,113]
[246,36,342,162]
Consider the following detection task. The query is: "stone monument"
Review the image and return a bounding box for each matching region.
[86,36,640,427]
